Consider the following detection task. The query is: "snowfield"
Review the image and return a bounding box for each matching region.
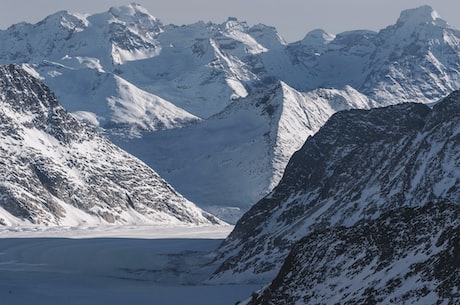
[0,225,260,305]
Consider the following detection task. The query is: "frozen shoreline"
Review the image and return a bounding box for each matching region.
[0,224,233,239]
[0,225,260,305]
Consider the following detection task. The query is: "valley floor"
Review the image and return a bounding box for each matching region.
[0,225,260,305]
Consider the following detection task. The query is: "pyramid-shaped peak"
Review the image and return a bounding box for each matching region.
[397,5,446,27]
[38,9,89,29]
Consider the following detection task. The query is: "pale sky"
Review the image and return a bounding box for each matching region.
[0,0,459,42]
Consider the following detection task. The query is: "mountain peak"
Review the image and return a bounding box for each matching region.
[396,5,446,27]
[108,2,160,24]
[301,29,335,45]
[109,2,149,16]
[39,9,89,31]
[223,16,249,31]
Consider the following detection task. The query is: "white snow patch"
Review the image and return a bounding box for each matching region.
[71,111,100,126]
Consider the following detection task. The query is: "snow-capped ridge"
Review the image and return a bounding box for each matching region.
[332,30,377,46]
[109,3,153,18]
[38,10,89,32]
[396,5,446,28]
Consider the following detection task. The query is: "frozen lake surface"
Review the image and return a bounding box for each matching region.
[0,225,260,305]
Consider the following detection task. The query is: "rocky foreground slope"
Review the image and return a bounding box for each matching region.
[245,203,460,304]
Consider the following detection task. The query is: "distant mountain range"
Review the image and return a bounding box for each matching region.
[1,4,460,220]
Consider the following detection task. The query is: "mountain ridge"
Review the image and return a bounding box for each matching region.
[212,90,459,283]
[118,81,378,222]
[1,4,460,223]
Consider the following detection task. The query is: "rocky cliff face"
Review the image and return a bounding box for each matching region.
[0,65,221,226]
[212,90,460,283]
[245,203,460,304]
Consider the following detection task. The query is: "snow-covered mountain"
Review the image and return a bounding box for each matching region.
[264,5,460,105]
[119,82,377,222]
[212,90,460,284]
[0,4,200,138]
[0,64,221,226]
[1,4,460,222]
[1,4,459,122]
[7,5,458,122]
[116,16,286,118]
[244,203,460,304]
[0,3,283,121]
[0,4,162,66]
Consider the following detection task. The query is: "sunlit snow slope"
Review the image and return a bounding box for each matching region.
[120,82,377,222]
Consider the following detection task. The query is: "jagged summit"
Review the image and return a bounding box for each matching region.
[109,2,153,17]
[223,16,248,30]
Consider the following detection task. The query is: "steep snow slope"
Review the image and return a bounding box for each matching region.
[213,91,460,283]
[0,64,221,226]
[35,63,200,138]
[118,82,376,222]
[117,17,284,117]
[244,203,460,305]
